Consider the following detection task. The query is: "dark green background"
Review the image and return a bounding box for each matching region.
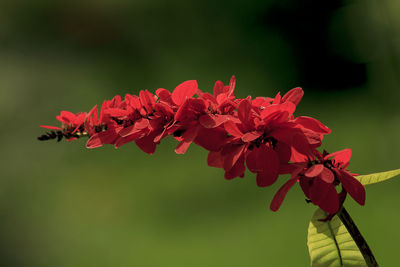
[1,0,399,266]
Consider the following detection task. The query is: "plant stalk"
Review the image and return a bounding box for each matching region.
[337,207,378,267]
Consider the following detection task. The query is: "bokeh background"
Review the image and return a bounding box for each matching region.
[1,0,400,266]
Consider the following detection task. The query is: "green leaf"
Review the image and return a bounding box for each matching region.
[356,168,400,186]
[307,208,366,267]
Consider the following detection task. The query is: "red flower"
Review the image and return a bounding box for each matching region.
[40,110,87,141]
[271,148,365,214]
[39,76,374,216]
[38,77,344,213]
[41,111,86,132]
[85,95,127,149]
[173,98,207,154]
[197,76,237,129]
[194,76,238,152]
[172,78,238,154]
[85,92,165,154]
[207,88,330,186]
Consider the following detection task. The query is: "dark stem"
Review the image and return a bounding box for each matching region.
[337,207,379,267]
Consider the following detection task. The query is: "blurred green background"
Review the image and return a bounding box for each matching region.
[1,0,399,266]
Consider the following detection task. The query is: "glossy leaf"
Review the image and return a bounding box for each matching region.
[356,168,400,186]
[307,208,366,267]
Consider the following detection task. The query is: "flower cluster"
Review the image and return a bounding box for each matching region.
[273,148,365,214]
[38,76,365,215]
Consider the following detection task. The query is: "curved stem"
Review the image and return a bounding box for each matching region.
[337,207,379,267]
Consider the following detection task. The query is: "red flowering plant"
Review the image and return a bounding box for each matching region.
[271,148,365,215]
[38,76,400,267]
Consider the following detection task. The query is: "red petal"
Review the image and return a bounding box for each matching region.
[261,102,295,119]
[246,149,258,173]
[201,92,218,106]
[135,134,157,154]
[135,118,150,130]
[325,148,352,165]
[294,116,331,134]
[216,94,228,105]
[187,98,207,113]
[156,88,172,102]
[281,87,304,106]
[227,75,236,97]
[272,92,281,104]
[290,146,309,162]
[104,108,130,117]
[171,80,198,106]
[270,178,297,211]
[275,141,291,163]
[222,144,246,171]
[194,127,227,151]
[86,130,118,148]
[71,113,86,133]
[125,94,142,109]
[40,125,62,130]
[317,184,340,214]
[174,99,190,122]
[74,113,86,124]
[175,139,192,154]
[269,127,298,146]
[110,95,122,106]
[301,128,323,146]
[241,131,262,142]
[252,98,268,111]
[213,80,225,97]
[262,111,289,124]
[245,145,268,173]
[119,125,140,137]
[139,90,156,113]
[319,167,334,183]
[174,126,199,154]
[212,115,229,127]
[57,111,76,124]
[290,163,307,178]
[291,133,312,159]
[120,127,147,142]
[309,178,339,214]
[87,105,99,125]
[199,114,228,128]
[255,146,280,187]
[99,100,107,122]
[338,170,365,206]
[224,154,245,180]
[305,164,324,177]
[114,131,146,148]
[261,145,280,173]
[153,128,167,143]
[208,151,223,168]
[279,163,302,175]
[256,170,279,187]
[299,177,312,199]
[224,120,243,138]
[309,177,330,203]
[238,99,252,124]
[154,102,174,117]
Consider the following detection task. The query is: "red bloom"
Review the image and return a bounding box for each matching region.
[173,77,238,154]
[39,77,345,213]
[38,76,375,217]
[41,110,86,132]
[85,95,127,149]
[197,76,237,129]
[85,91,166,154]
[207,88,330,186]
[271,148,365,214]
[40,110,87,141]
